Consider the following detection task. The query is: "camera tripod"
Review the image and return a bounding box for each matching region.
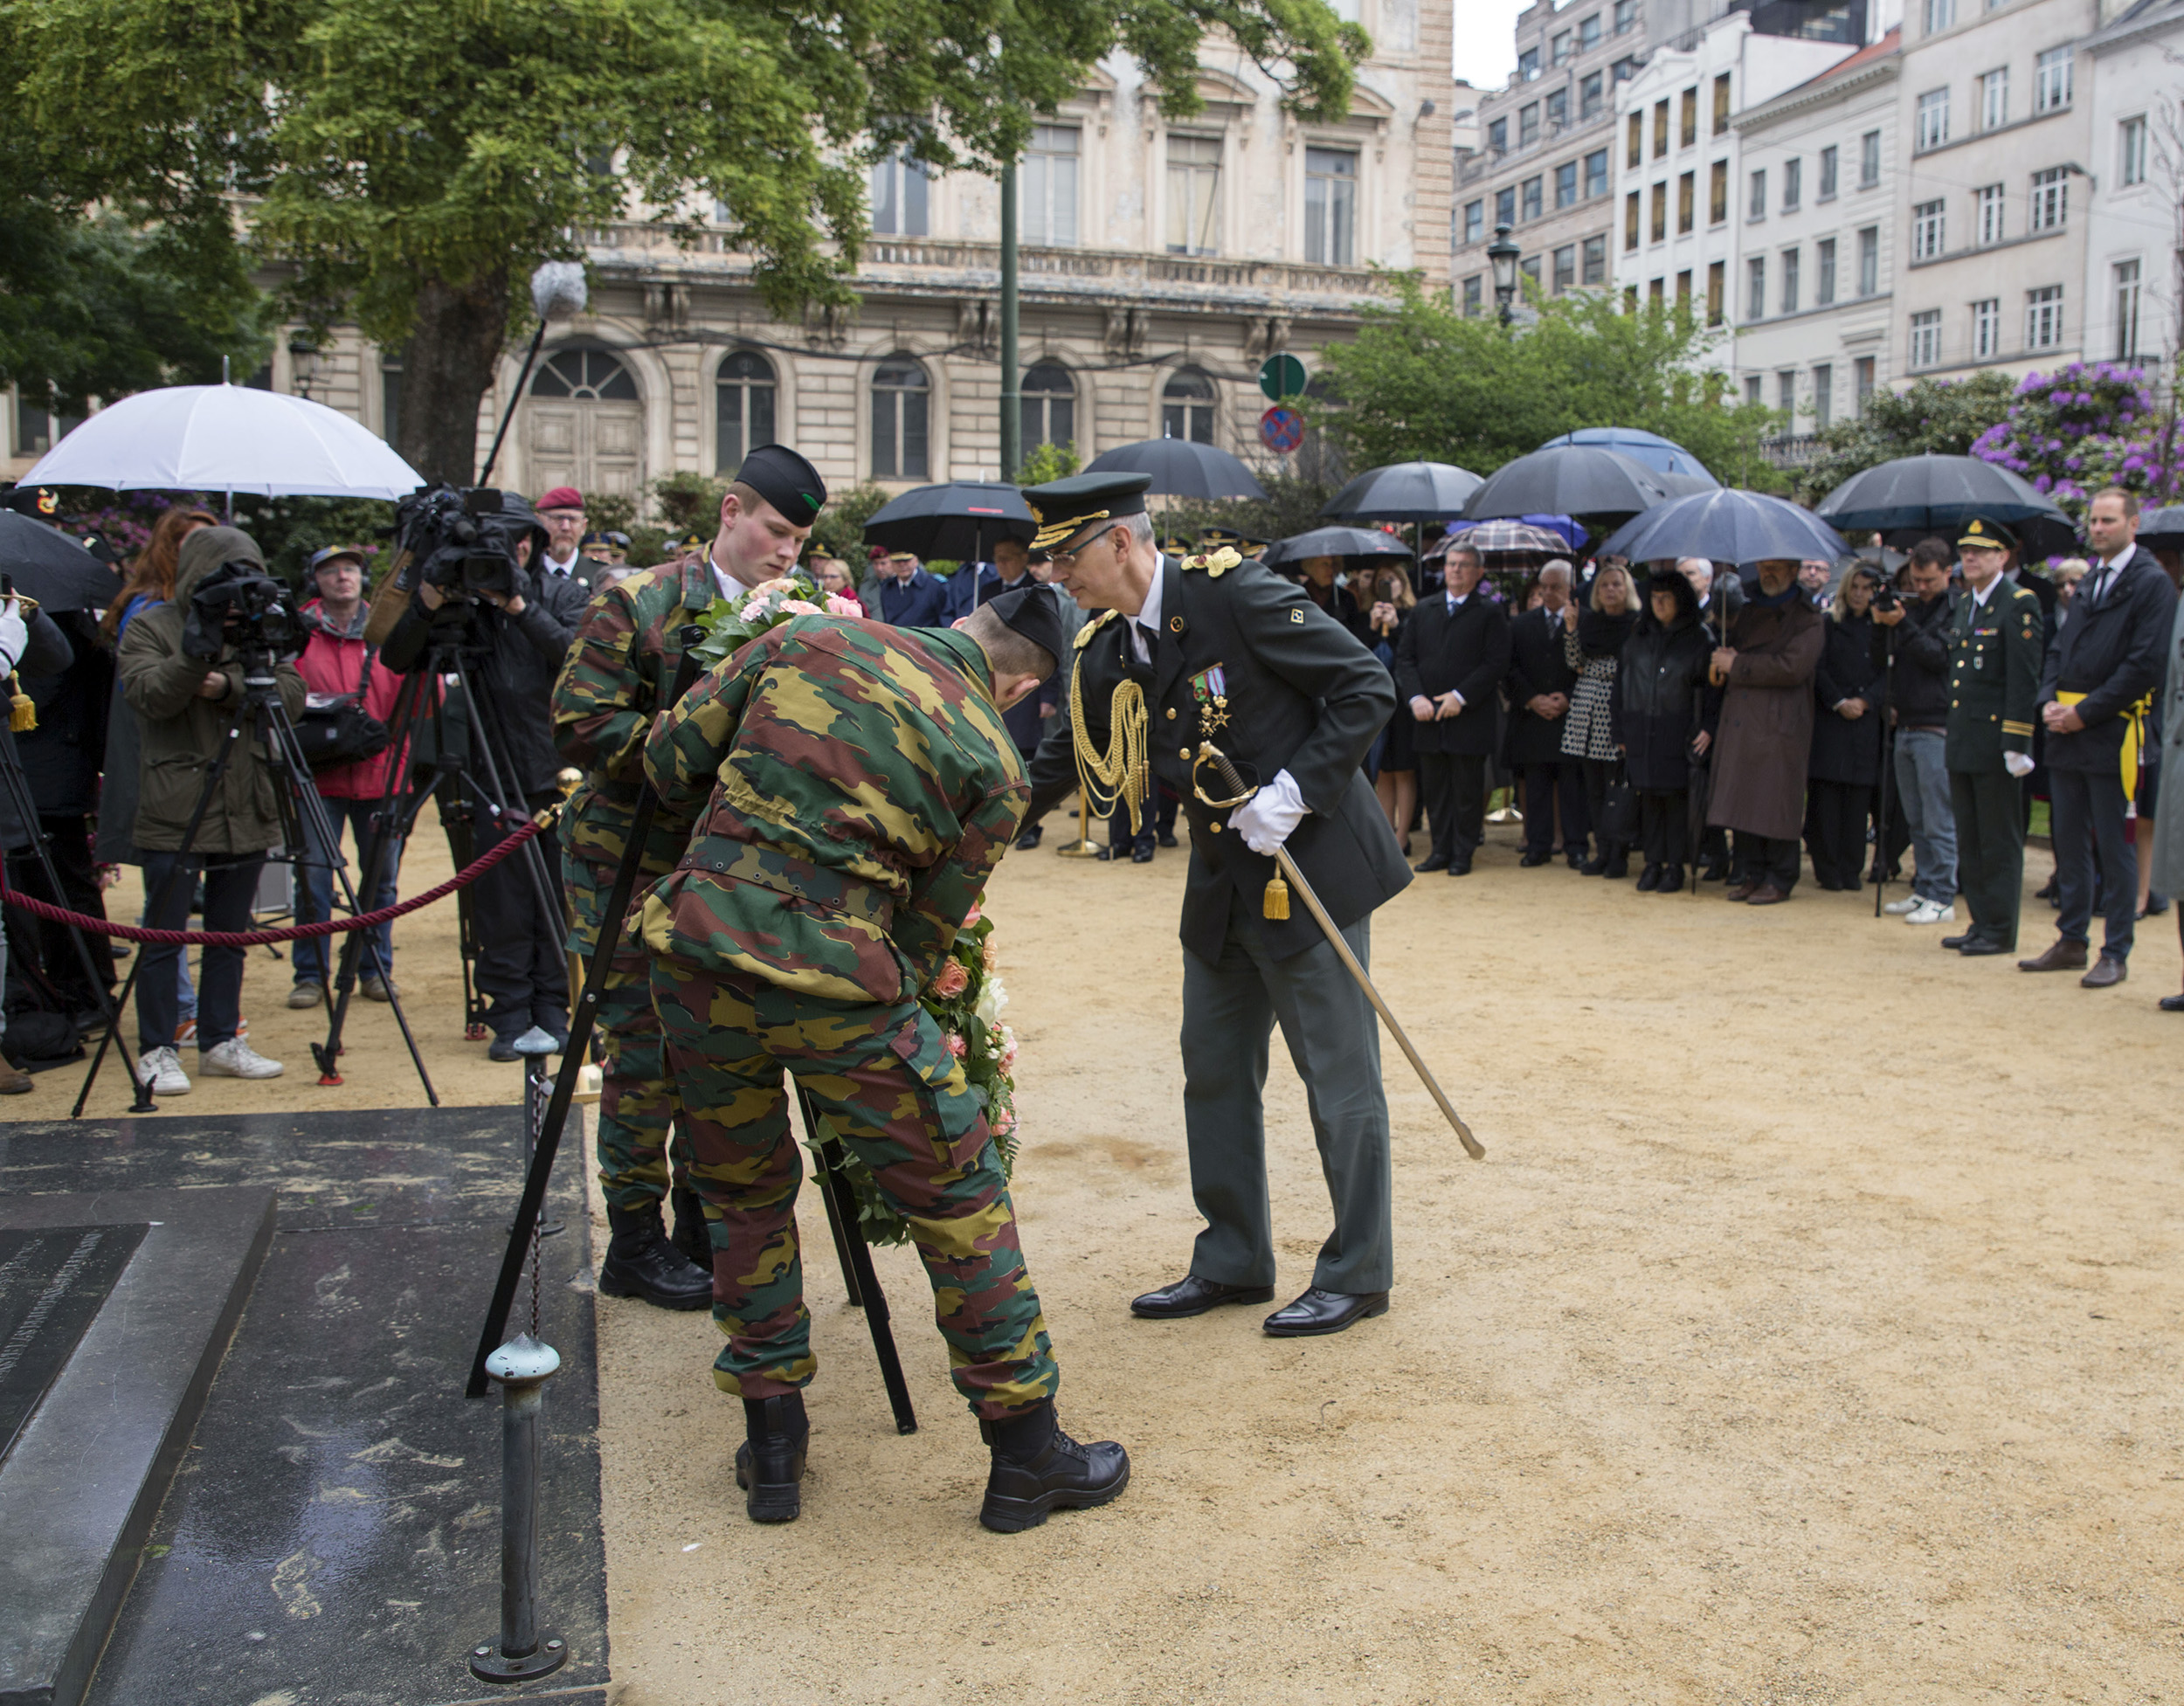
[75,653,438,1115]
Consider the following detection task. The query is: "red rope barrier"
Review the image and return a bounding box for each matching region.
[0,818,549,947]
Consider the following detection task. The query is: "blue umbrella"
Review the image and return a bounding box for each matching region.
[1536,427,1719,483]
[1600,487,1848,567]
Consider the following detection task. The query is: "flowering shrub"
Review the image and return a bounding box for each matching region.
[1969,362,2183,521]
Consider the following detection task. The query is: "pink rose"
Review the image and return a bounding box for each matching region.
[930,960,970,998]
[738,596,770,622]
[780,597,822,617]
[982,942,1000,970]
[944,1033,968,1059]
[1000,1044,1018,1074]
[964,903,983,927]
[824,592,862,618]
[750,577,796,598]
[991,1107,1016,1136]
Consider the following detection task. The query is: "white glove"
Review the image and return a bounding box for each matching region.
[0,599,25,674]
[2004,751,2035,779]
[1229,769,1308,856]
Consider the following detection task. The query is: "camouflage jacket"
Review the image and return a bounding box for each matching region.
[551,556,720,873]
[639,616,1026,1005]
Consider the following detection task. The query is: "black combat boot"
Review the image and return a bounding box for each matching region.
[736,1393,810,1523]
[598,1201,713,1311]
[669,1182,712,1274]
[977,1402,1130,1534]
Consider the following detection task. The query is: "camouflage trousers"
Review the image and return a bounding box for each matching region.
[567,851,684,1212]
[649,957,1059,1419]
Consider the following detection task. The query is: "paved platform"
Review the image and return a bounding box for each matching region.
[0,1107,606,1706]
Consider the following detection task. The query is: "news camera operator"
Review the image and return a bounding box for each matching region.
[114,525,305,1096]
[1876,540,1959,924]
[381,489,587,1058]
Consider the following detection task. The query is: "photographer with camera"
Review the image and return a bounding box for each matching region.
[1877,538,1959,925]
[115,525,305,1095]
[382,489,587,1058]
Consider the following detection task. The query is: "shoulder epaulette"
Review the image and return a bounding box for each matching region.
[1074,608,1120,651]
[1182,548,1242,577]
[2008,583,2040,603]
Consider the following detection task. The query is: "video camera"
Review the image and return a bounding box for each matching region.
[395,485,529,606]
[186,562,305,664]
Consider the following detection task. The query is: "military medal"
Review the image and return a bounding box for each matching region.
[1189,664,1230,737]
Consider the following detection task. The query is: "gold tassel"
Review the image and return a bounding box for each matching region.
[1262,873,1289,922]
[9,676,32,733]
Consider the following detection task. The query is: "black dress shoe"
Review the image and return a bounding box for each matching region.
[1130,840,1156,864]
[1262,1286,1391,1337]
[1519,850,1552,867]
[1130,1273,1275,1318]
[1448,860,1472,876]
[487,1033,522,1062]
[1635,863,1662,892]
[1565,851,1586,870]
[1415,853,1450,873]
[1015,824,1043,849]
[1699,862,1729,882]
[1958,938,2010,957]
[598,1202,714,1310]
[978,1402,1130,1533]
[669,1181,713,1274]
[1602,854,1629,880]
[735,1393,809,1523]
[1158,831,1178,847]
[1940,932,1974,950]
[2159,992,2184,1012]
[1580,857,1607,876]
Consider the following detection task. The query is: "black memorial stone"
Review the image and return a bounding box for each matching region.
[0,1223,148,1465]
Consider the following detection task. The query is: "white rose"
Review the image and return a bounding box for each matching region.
[974,974,1009,1027]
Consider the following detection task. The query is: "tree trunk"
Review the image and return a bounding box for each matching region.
[397,268,511,486]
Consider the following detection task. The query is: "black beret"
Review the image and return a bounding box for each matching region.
[984,584,1067,672]
[734,444,828,528]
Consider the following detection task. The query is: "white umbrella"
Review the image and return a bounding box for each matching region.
[23,383,424,502]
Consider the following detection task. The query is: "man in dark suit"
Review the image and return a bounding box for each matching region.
[1393,543,1511,877]
[2020,488,2179,986]
[1504,560,1586,867]
[1022,472,1410,1339]
[871,550,951,626]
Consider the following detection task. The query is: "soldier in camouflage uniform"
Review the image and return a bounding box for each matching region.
[639,586,1129,1532]
[552,445,829,1310]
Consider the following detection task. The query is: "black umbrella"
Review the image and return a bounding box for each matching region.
[861,481,1036,565]
[1263,526,1413,571]
[0,509,122,613]
[1814,453,2077,558]
[1320,460,1484,523]
[2135,505,2184,553]
[1464,446,1670,523]
[1084,439,1266,501]
[1600,488,1848,568]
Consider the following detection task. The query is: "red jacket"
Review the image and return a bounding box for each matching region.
[299,599,414,799]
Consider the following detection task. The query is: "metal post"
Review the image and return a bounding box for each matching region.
[469,1334,567,1684]
[999,160,1020,481]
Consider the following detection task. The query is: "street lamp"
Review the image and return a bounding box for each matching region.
[1487,224,1521,326]
[287,336,321,400]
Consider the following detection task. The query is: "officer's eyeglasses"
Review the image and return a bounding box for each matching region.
[1048,528,1122,571]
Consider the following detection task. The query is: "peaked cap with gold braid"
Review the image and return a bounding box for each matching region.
[1020,471,1153,555]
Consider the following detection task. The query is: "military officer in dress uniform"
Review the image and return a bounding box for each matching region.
[1940,518,2044,957]
[1021,472,1412,1337]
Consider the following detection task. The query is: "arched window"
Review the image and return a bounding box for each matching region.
[1019,363,1075,454]
[1161,368,1216,444]
[715,349,778,473]
[531,347,639,401]
[872,356,930,480]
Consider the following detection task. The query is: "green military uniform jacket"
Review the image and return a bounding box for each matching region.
[1944,577,2042,773]
[1026,553,1408,963]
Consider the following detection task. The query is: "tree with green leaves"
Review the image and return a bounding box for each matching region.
[1792,371,2016,505]
[1310,280,1783,488]
[3,0,1363,485]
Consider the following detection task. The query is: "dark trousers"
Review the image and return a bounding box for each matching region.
[1732,832,1800,893]
[2050,765,2136,959]
[1580,758,1626,858]
[1521,761,1589,855]
[1806,780,1872,889]
[1949,767,2025,950]
[470,799,569,1038]
[6,815,114,1010]
[1418,750,1488,865]
[136,850,266,1053]
[1108,783,1178,853]
[1637,790,1688,870]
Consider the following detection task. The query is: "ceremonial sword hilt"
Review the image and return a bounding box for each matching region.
[1191,742,1258,811]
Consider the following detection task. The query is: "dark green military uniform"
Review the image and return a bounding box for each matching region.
[1945,534,2043,952]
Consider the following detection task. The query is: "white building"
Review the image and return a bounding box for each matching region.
[1730,25,1903,444]
[2078,0,2183,370]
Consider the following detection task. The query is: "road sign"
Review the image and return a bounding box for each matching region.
[1257,353,1308,403]
[1259,405,1305,455]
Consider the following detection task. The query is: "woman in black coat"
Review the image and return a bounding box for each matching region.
[1610,566,1717,894]
[1805,562,1889,891]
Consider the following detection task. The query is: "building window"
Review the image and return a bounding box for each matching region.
[1163,368,1217,442]
[1860,128,1882,187]
[1677,171,1695,231]
[1020,362,1075,452]
[1912,198,1946,260]
[1781,247,1800,314]
[1585,148,1610,198]
[1749,168,1766,219]
[2120,116,2148,187]
[1777,370,1797,415]
[1519,45,1540,80]
[1627,113,1643,169]
[1166,135,1223,254]
[1581,12,1603,51]
[1746,255,1766,320]
[1818,144,1838,200]
[1653,99,1670,158]
[1581,73,1605,121]
[534,345,639,400]
[1023,124,1081,246]
[1521,103,1542,148]
[1546,88,1569,131]
[2026,283,2063,349]
[1980,67,2008,131]
[1552,28,1573,65]
[1582,234,1607,285]
[1524,255,1544,294]
[1782,158,1801,211]
[1710,159,1729,224]
[1814,363,1833,428]
[1556,161,1579,209]
[871,356,930,479]
[1524,176,1545,221]
[1917,89,1950,152]
[1975,183,2004,245]
[1910,309,1942,369]
[1614,0,1637,33]
[1712,73,1731,135]
[1857,226,1879,295]
[871,149,930,236]
[1707,259,1724,325]
[1304,147,1358,265]
[1624,190,1641,251]
[1489,117,1509,155]
[2029,166,2067,231]
[1649,275,1665,302]
[1973,297,2001,359]
[1681,88,1698,148]
[1676,268,1692,304]
[2035,46,2072,114]
[1649,181,1666,241]
[1855,356,1876,411]
[1464,199,1484,245]
[1554,244,1577,293]
[1614,55,1640,84]
[1497,186,1517,228]
[1816,237,1836,305]
[2114,259,2142,359]
[715,349,778,473]
[1462,274,1483,316]
[1923,0,1955,32]
[1745,375,1764,407]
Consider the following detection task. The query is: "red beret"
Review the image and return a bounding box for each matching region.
[536,487,584,512]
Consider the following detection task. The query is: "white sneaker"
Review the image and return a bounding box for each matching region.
[200,1039,284,1080]
[136,1045,190,1096]
[1883,896,1923,915]
[1904,900,1957,926]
